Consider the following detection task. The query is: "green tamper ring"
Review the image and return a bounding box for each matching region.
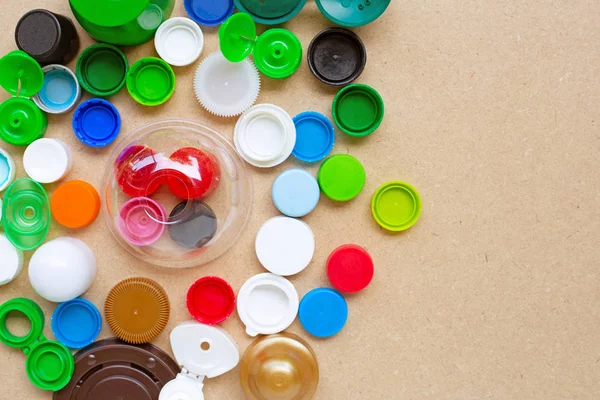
[0,298,74,391]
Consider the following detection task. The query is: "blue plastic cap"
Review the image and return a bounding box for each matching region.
[299,288,348,338]
[292,112,335,162]
[272,168,320,218]
[72,98,121,148]
[52,298,102,349]
[185,0,235,26]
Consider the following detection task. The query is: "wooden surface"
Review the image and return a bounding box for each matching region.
[1,1,599,399]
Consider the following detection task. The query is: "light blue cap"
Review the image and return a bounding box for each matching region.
[299,288,348,338]
[52,298,102,349]
[292,111,335,163]
[272,168,320,218]
[33,65,81,114]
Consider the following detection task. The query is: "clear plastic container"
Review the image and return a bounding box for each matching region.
[102,120,253,268]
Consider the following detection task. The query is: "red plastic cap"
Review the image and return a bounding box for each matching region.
[186,276,235,324]
[168,147,221,199]
[327,244,374,292]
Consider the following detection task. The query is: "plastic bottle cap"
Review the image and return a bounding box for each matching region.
[332,84,384,137]
[0,298,74,391]
[237,273,299,337]
[299,288,348,338]
[185,0,234,26]
[127,57,176,106]
[105,277,170,344]
[0,50,44,97]
[0,233,24,285]
[318,154,366,201]
[272,169,320,218]
[70,0,150,28]
[240,333,319,400]
[255,216,315,276]
[73,98,121,148]
[186,277,235,324]
[115,145,159,197]
[372,181,422,231]
[0,148,16,192]
[33,65,81,114]
[155,17,204,67]
[76,44,128,97]
[118,197,167,246]
[234,0,307,25]
[327,244,374,292]
[51,180,101,229]
[316,0,391,27]
[194,52,261,117]
[0,98,47,146]
[1,178,51,250]
[168,200,218,249]
[168,147,222,199]
[234,104,296,168]
[29,237,97,303]
[292,111,335,162]
[51,298,102,349]
[308,28,366,86]
[23,138,72,183]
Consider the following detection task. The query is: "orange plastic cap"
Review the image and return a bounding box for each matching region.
[51,180,101,228]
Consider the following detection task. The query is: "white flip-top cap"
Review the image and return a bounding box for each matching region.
[255,216,315,276]
[0,234,24,285]
[237,273,299,337]
[155,17,204,67]
[234,104,296,168]
[159,321,239,400]
[23,138,72,184]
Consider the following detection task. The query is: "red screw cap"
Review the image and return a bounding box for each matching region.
[186,276,235,324]
[327,244,374,293]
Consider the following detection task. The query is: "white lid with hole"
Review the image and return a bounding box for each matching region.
[255,216,315,276]
[155,17,204,67]
[159,321,239,400]
[23,138,72,184]
[234,104,296,168]
[0,233,24,285]
[237,273,299,337]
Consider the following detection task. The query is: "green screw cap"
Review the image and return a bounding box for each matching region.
[76,43,128,97]
[318,154,366,201]
[0,298,74,391]
[0,98,47,146]
[127,57,175,106]
[0,50,44,97]
[1,178,51,250]
[234,0,306,25]
[332,84,384,137]
[372,181,422,231]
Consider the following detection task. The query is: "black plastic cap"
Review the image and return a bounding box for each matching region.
[308,28,367,86]
[168,200,218,249]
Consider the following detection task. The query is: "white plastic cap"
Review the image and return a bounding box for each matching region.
[23,138,72,184]
[255,216,315,276]
[237,273,299,337]
[155,17,204,67]
[234,104,296,168]
[28,237,97,302]
[0,234,24,285]
[0,148,16,192]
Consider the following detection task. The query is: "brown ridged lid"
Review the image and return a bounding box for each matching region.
[105,277,170,344]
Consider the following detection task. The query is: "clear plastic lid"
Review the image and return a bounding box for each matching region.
[102,120,253,268]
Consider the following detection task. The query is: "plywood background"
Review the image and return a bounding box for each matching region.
[1,1,599,399]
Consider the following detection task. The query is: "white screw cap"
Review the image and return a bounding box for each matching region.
[23,138,72,184]
[155,17,204,67]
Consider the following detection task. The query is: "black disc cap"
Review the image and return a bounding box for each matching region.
[168,200,218,249]
[308,27,367,86]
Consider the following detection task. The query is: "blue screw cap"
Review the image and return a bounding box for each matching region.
[292,112,335,163]
[272,169,320,218]
[33,65,81,114]
[52,298,102,349]
[72,98,121,148]
[185,0,235,26]
[299,288,348,338]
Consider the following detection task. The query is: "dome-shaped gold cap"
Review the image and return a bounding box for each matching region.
[240,333,319,400]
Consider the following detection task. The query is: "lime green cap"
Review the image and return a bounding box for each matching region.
[1,178,51,250]
[77,44,129,97]
[0,98,47,146]
[372,181,422,231]
[70,0,150,28]
[318,154,366,201]
[127,57,175,106]
[0,298,74,391]
[0,50,44,97]
[332,84,384,137]
[219,12,257,63]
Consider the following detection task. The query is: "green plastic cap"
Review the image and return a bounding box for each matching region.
[219,13,257,63]
[0,50,44,97]
[318,154,366,201]
[127,57,175,106]
[0,98,47,146]
[70,0,150,27]
[1,178,51,250]
[372,181,422,231]
[77,44,129,97]
[332,84,384,137]
[255,29,302,79]
[235,0,307,25]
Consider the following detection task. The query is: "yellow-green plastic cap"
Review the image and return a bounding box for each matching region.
[371,181,422,231]
[318,154,366,201]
